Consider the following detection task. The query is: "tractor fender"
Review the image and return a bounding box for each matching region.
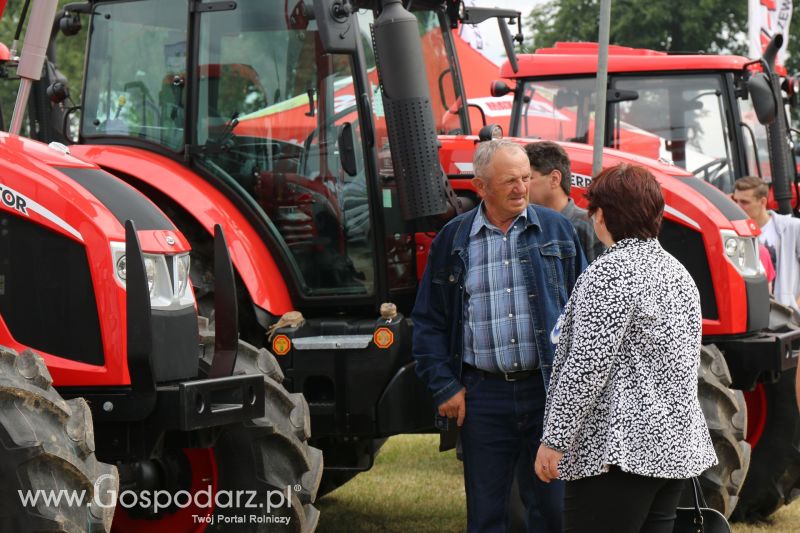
[69,144,292,316]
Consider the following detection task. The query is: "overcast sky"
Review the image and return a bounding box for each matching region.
[469,0,546,65]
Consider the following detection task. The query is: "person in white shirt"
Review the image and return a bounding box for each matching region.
[732,176,800,310]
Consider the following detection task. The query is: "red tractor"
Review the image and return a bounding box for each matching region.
[0,2,320,531]
[489,40,798,209]
[483,36,800,521]
[14,0,800,525]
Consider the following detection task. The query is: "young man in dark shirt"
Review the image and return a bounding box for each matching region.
[525,141,605,262]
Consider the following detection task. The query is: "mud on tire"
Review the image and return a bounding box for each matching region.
[199,321,323,532]
[0,346,117,533]
[696,344,751,518]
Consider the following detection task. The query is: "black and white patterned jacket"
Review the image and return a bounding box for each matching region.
[542,238,718,480]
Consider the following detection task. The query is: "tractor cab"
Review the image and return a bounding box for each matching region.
[76,0,412,306]
[492,42,798,210]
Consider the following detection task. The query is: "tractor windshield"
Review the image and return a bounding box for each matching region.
[81,0,392,298]
[81,1,188,149]
[610,75,736,192]
[517,74,738,192]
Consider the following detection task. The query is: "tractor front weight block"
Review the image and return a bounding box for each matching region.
[716,328,800,390]
[154,373,265,431]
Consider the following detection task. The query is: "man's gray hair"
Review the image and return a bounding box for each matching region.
[473,139,525,180]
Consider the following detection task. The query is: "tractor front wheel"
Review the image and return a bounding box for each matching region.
[200,327,323,532]
[696,344,751,517]
[0,346,117,532]
[731,367,800,522]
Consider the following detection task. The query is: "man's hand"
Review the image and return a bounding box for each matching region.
[534,444,564,483]
[438,387,466,427]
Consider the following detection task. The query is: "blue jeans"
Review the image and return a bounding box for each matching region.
[515,447,551,533]
[460,366,564,533]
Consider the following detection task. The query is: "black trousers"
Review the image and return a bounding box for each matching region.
[563,466,685,533]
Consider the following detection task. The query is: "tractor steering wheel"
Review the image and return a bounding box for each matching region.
[692,157,729,187]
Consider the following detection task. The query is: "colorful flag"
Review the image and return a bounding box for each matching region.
[748,0,793,63]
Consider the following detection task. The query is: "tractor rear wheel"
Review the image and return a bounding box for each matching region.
[200,324,323,531]
[0,346,117,532]
[731,367,800,522]
[696,344,750,518]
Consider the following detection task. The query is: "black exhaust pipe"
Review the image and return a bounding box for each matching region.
[372,0,460,223]
[762,34,794,215]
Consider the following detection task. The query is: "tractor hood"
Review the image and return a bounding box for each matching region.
[0,132,188,253]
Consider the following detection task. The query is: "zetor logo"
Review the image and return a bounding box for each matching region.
[0,184,28,215]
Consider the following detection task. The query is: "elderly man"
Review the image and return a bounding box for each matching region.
[412,139,586,532]
[525,141,605,262]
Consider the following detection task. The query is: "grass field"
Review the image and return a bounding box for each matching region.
[317,435,800,533]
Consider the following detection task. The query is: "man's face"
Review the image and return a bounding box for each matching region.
[474,148,531,221]
[528,167,559,206]
[732,188,767,221]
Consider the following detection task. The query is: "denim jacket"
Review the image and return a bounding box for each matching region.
[412,204,587,407]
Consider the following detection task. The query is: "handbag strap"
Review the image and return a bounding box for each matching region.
[689,477,705,533]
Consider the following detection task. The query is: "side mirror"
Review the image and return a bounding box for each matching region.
[59,12,82,36]
[747,73,777,125]
[337,122,358,176]
[490,80,512,97]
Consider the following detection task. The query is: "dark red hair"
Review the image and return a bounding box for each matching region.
[586,164,664,241]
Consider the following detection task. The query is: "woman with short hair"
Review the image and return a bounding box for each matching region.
[533,164,717,533]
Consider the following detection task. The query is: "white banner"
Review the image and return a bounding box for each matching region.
[748,0,793,63]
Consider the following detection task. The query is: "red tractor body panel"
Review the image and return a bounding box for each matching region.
[0,134,190,387]
[501,42,749,79]
[69,144,293,316]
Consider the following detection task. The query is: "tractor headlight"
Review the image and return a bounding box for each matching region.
[175,254,191,298]
[721,231,762,278]
[116,254,127,281]
[144,256,157,296]
[111,243,195,308]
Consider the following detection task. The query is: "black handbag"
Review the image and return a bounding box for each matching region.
[673,477,732,533]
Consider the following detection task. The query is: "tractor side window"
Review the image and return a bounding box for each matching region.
[194,2,376,297]
[81,0,188,150]
[0,212,104,365]
[519,78,596,143]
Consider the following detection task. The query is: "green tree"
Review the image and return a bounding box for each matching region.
[787,21,800,74]
[525,0,748,56]
[0,0,87,131]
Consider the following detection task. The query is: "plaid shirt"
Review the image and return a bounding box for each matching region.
[463,205,539,373]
